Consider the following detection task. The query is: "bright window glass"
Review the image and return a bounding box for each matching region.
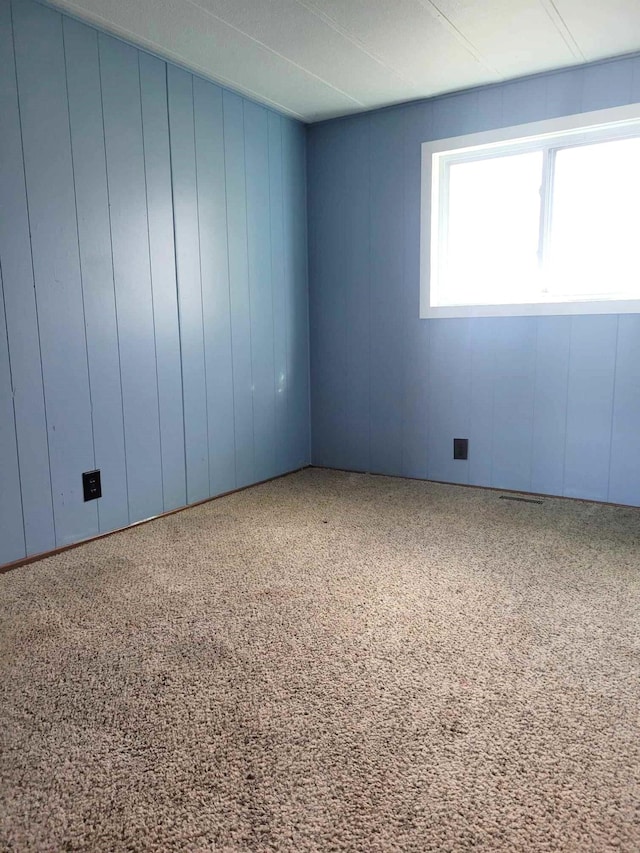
[443,151,542,306]
[546,137,640,300]
[422,105,640,318]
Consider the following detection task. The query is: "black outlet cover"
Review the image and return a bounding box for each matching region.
[453,438,468,460]
[82,469,102,502]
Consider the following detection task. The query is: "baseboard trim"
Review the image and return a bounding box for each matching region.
[0,465,311,576]
[5,463,636,575]
[309,465,640,511]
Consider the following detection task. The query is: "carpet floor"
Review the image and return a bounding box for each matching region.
[1,468,639,852]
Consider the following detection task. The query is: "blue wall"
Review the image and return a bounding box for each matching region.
[0,0,310,567]
[3,0,640,571]
[308,55,640,507]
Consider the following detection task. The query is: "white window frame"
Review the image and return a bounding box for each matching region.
[420,102,640,319]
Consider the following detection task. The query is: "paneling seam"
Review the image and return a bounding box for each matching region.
[267,114,278,477]
[221,93,238,488]
[279,117,290,471]
[561,316,573,496]
[97,32,131,525]
[191,74,211,497]
[606,315,620,502]
[242,101,256,480]
[529,318,540,491]
[367,117,372,472]
[0,258,27,555]
[139,51,167,512]
[62,18,99,530]
[10,0,57,546]
[165,64,190,505]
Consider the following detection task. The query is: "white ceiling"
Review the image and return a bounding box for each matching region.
[48,0,640,122]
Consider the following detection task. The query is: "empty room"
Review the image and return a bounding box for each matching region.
[1,0,639,849]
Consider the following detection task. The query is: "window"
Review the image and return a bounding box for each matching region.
[420,104,640,318]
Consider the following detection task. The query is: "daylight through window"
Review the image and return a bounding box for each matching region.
[421,105,640,318]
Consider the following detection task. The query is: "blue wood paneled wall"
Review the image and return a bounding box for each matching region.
[0,0,310,566]
[308,55,640,507]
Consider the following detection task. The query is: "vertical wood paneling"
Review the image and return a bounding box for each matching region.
[0,0,54,556]
[564,316,618,501]
[99,33,163,523]
[13,0,98,547]
[474,86,504,131]
[502,77,548,125]
[609,315,640,506]
[308,52,640,508]
[64,17,128,534]
[467,319,495,487]
[223,91,255,488]
[244,101,277,482]
[193,76,236,496]
[268,112,289,474]
[0,0,311,567]
[167,66,209,504]
[581,59,634,112]
[632,57,640,102]
[283,119,311,470]
[307,122,347,468]
[427,319,471,485]
[342,116,371,473]
[402,104,431,479]
[531,316,571,496]
[545,68,583,118]
[369,111,404,475]
[432,91,479,139]
[306,126,327,467]
[0,270,26,563]
[490,318,536,492]
[139,53,186,512]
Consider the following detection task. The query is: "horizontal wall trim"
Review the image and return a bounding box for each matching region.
[0,465,310,575]
[311,466,640,512]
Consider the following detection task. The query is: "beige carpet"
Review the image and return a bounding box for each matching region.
[1,468,639,852]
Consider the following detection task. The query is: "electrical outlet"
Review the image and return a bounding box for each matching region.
[82,469,102,502]
[453,438,468,460]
